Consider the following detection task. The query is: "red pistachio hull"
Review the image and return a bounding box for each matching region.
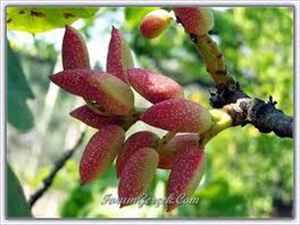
[116,131,159,177]
[166,145,205,212]
[141,98,212,133]
[49,69,101,101]
[118,147,159,207]
[62,25,90,70]
[87,73,134,116]
[128,68,183,103]
[140,9,172,39]
[158,134,199,169]
[70,105,122,129]
[174,7,214,36]
[106,26,134,83]
[79,125,125,185]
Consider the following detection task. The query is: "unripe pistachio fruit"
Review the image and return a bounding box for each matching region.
[140,9,173,39]
[118,147,159,207]
[141,98,212,133]
[70,105,123,130]
[106,26,134,83]
[62,25,90,70]
[87,73,135,116]
[80,125,125,185]
[174,7,214,36]
[49,69,100,100]
[116,131,159,177]
[49,70,134,116]
[166,145,205,212]
[158,134,199,169]
[128,68,183,103]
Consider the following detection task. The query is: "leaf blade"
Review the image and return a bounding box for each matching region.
[6,164,32,217]
[7,7,99,33]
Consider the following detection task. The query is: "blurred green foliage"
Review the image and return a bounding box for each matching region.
[7,43,35,132]
[6,7,293,218]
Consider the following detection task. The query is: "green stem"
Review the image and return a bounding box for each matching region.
[200,109,233,146]
[121,107,149,130]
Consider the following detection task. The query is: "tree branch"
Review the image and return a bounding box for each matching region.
[29,132,86,208]
[222,96,293,138]
[188,30,293,138]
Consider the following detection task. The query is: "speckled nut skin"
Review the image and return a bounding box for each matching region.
[116,131,159,177]
[166,145,205,212]
[118,147,159,207]
[62,25,90,70]
[141,98,212,133]
[106,26,134,83]
[158,134,200,169]
[49,69,101,100]
[79,125,125,185]
[70,105,123,129]
[128,68,183,103]
[87,73,134,116]
[174,7,214,36]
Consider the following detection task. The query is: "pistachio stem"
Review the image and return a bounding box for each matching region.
[200,109,233,146]
[194,34,234,87]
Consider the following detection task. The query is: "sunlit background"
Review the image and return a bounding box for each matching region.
[7,7,293,218]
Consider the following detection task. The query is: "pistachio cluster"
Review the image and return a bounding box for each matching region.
[49,8,219,211]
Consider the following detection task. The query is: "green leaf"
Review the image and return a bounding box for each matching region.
[7,7,99,33]
[7,43,35,132]
[125,7,160,29]
[6,164,32,217]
